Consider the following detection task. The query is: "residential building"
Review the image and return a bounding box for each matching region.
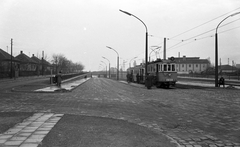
[0,48,20,78]
[31,54,52,75]
[15,51,38,76]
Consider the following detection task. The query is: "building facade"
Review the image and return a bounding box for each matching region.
[171,56,210,74]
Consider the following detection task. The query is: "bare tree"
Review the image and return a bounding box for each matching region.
[51,54,67,73]
[51,54,84,73]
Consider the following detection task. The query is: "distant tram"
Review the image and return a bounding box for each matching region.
[127,57,177,88]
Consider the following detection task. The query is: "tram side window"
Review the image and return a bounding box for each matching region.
[168,65,171,71]
[172,64,175,71]
[164,64,167,71]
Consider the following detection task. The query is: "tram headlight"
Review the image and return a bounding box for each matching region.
[168,73,171,77]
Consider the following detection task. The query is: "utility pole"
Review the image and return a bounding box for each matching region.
[42,51,44,76]
[10,39,13,79]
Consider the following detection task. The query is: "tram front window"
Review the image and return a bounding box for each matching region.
[164,64,167,71]
[172,64,175,71]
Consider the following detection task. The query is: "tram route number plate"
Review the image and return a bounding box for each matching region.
[166,79,173,81]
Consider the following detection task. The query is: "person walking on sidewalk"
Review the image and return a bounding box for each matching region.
[57,71,62,87]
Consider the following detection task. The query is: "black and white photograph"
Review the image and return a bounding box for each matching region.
[0,0,240,146]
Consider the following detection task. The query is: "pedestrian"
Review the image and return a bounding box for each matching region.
[136,73,140,84]
[130,72,133,82]
[126,73,130,83]
[219,77,225,88]
[145,73,152,89]
[57,71,62,87]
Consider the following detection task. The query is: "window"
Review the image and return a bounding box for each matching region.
[168,65,171,71]
[172,64,175,71]
[189,64,191,67]
[164,64,167,71]
[196,64,198,67]
[182,64,184,67]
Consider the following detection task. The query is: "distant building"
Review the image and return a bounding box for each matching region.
[0,48,20,78]
[236,64,240,69]
[15,51,38,76]
[171,56,210,74]
[219,65,237,73]
[31,54,52,75]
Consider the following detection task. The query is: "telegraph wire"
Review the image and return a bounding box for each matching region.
[219,25,240,34]
[168,25,240,50]
[179,17,240,42]
[170,7,240,39]
[167,17,240,50]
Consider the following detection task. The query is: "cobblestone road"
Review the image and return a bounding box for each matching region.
[1,77,240,147]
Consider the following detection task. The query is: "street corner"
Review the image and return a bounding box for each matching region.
[40,114,180,147]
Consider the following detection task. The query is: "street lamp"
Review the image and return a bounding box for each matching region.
[101,61,108,78]
[106,46,119,80]
[129,56,137,68]
[215,12,240,87]
[120,9,148,80]
[102,56,111,78]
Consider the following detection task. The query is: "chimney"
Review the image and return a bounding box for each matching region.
[32,54,34,57]
[183,55,186,61]
[20,51,23,54]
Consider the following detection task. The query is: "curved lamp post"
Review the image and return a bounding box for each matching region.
[215,12,240,87]
[106,46,119,80]
[102,56,110,78]
[120,9,148,79]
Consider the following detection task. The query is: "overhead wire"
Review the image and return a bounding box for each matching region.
[167,16,240,50]
[132,7,240,61]
[168,25,240,50]
[169,6,240,39]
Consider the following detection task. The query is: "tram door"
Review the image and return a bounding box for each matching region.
[156,64,159,81]
[140,68,144,83]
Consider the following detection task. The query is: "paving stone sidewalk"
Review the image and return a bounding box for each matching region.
[0,113,63,147]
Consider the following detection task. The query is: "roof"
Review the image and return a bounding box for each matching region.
[219,65,237,70]
[42,59,52,66]
[15,52,38,64]
[0,48,20,62]
[31,56,42,64]
[176,59,210,64]
[31,55,52,66]
[171,56,210,64]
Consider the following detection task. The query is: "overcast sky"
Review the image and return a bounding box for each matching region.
[1,0,240,71]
